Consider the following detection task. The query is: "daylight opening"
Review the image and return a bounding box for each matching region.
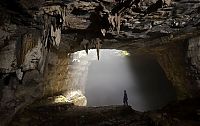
[70,49,176,111]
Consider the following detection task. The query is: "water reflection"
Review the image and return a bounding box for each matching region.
[85,49,176,111]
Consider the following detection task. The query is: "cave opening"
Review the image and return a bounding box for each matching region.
[71,49,176,112]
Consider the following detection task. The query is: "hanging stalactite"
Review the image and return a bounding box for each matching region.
[95,38,101,60]
[81,39,89,54]
[17,33,38,66]
[41,5,66,51]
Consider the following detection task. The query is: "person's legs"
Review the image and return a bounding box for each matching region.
[125,100,128,106]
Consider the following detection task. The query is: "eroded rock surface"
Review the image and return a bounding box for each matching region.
[0,0,200,125]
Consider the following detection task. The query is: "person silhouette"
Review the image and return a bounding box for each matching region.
[123,90,128,106]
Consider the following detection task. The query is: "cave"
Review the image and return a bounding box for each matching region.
[84,49,176,111]
[0,0,200,126]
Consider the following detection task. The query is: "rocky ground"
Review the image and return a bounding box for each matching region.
[148,97,200,126]
[8,97,200,126]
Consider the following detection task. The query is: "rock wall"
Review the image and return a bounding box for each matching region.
[186,36,200,97]
[0,28,46,125]
[148,37,200,100]
[154,42,190,100]
[0,3,73,125]
[129,39,200,100]
[42,50,88,106]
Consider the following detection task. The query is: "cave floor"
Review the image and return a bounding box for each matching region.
[9,98,200,126]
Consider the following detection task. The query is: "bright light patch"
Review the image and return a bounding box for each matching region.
[65,90,87,106]
[54,95,67,103]
[119,50,130,56]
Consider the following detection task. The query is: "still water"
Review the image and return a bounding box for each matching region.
[85,49,176,112]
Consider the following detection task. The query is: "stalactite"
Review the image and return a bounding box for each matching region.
[114,13,118,30]
[107,13,121,34]
[18,34,38,66]
[81,39,89,54]
[109,15,115,30]
[117,13,121,34]
[41,5,66,51]
[51,13,57,32]
[99,0,134,35]
[95,38,101,60]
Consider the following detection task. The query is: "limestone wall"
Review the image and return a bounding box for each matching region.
[186,36,200,96]
[154,42,190,100]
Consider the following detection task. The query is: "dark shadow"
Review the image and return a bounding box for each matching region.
[126,55,177,111]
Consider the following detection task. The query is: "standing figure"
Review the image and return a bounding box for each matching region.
[123,90,128,106]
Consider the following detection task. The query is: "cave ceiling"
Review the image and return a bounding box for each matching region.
[1,0,200,53]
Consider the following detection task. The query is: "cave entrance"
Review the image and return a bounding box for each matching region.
[71,49,176,111]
